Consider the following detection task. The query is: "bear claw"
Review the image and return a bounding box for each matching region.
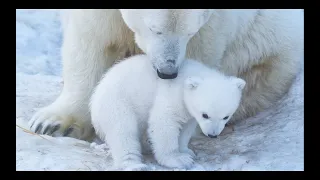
[49,124,61,135]
[35,123,43,134]
[63,127,74,136]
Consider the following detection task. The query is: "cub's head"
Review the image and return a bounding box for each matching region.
[183,75,246,137]
[119,9,213,79]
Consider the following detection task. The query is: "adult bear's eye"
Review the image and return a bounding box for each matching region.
[223,116,229,120]
[149,28,162,35]
[202,113,209,119]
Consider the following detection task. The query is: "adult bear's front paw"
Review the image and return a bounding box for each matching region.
[28,104,94,141]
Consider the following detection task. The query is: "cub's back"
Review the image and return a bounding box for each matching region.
[93,55,158,111]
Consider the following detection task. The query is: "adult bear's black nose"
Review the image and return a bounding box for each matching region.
[208,134,217,138]
[157,69,178,79]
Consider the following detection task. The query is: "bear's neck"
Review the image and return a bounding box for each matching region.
[182,91,194,121]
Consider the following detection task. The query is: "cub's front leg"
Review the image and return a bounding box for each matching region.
[179,119,198,157]
[148,105,194,169]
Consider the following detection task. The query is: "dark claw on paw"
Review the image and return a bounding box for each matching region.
[43,125,51,135]
[30,121,35,129]
[35,123,43,134]
[49,124,60,135]
[63,127,74,136]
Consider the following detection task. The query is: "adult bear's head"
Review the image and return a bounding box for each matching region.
[120,9,213,79]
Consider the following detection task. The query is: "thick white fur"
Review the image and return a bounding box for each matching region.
[90,55,245,170]
[29,9,304,141]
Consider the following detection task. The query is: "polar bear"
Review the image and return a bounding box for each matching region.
[90,55,246,170]
[29,9,304,141]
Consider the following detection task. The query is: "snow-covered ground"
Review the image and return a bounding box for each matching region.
[16,9,304,171]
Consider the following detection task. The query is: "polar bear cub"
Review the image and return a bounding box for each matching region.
[90,55,246,170]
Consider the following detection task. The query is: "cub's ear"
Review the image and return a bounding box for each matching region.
[231,77,246,90]
[185,77,203,90]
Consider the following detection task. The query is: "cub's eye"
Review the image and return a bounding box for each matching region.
[202,113,209,119]
[223,116,229,120]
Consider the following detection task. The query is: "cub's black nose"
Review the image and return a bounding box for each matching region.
[208,134,217,138]
[157,69,178,79]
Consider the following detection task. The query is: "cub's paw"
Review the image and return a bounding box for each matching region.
[156,152,194,169]
[180,147,196,158]
[123,163,150,171]
[28,106,94,141]
[116,161,149,171]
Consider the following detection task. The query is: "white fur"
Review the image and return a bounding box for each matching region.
[90,55,245,170]
[29,9,303,141]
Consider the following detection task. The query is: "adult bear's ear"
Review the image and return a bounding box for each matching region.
[185,77,203,90]
[231,77,246,90]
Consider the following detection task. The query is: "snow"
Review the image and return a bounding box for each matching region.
[16,9,304,171]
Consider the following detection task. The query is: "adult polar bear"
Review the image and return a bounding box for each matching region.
[29,9,304,141]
